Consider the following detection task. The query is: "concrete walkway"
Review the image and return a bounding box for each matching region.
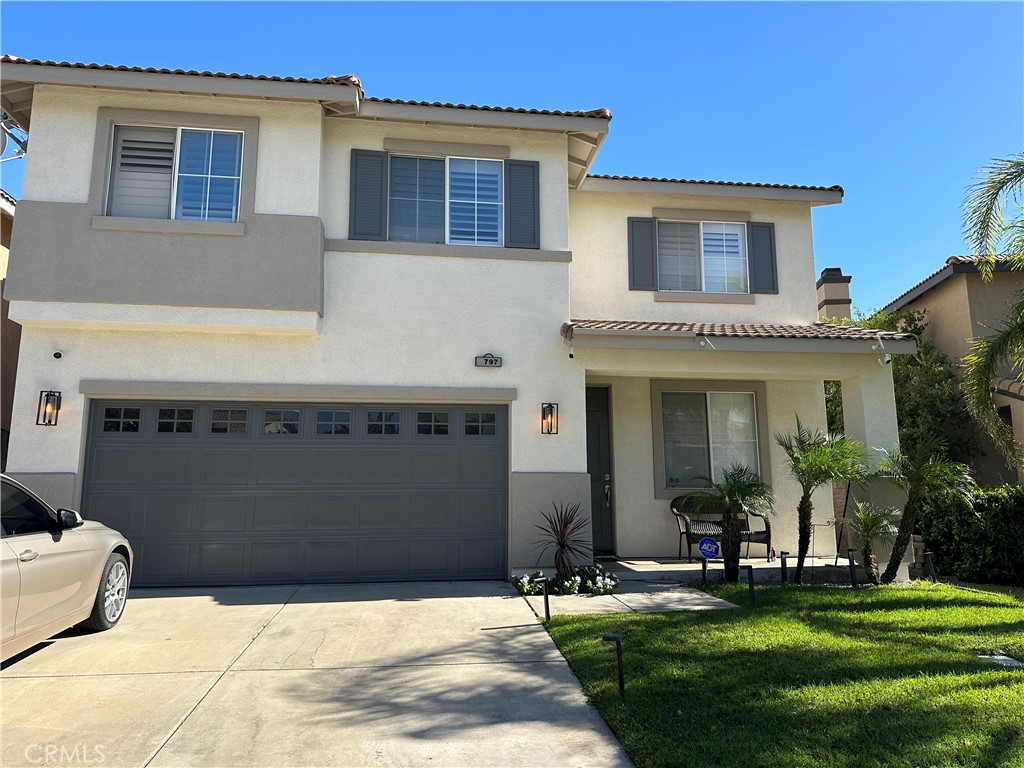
[523,581,736,616]
[1,582,630,768]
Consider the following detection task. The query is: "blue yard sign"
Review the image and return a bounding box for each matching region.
[698,537,720,559]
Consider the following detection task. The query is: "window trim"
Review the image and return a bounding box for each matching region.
[650,379,771,500]
[655,218,750,295]
[90,108,259,226]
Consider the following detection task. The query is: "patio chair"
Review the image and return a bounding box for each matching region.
[670,496,773,562]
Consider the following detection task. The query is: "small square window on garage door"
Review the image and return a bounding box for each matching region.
[210,408,248,435]
[157,407,195,434]
[315,409,352,436]
[464,411,497,436]
[263,408,301,436]
[366,409,401,436]
[416,411,450,436]
[102,406,141,433]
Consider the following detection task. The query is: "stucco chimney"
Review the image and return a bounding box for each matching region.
[816,267,852,320]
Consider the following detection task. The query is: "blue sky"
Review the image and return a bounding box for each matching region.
[1,1,1021,311]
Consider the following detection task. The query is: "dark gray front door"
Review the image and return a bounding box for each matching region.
[82,401,507,586]
[586,388,614,554]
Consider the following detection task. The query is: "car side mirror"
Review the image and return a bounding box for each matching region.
[57,509,85,529]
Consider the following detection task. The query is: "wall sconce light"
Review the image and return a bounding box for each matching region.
[36,390,62,426]
[541,402,558,435]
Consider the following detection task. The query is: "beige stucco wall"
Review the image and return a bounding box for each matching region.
[321,119,570,251]
[21,85,323,217]
[568,191,819,324]
[578,346,900,558]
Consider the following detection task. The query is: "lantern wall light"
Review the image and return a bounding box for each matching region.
[541,402,558,435]
[36,390,62,426]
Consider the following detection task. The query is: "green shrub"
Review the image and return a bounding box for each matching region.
[919,484,1024,586]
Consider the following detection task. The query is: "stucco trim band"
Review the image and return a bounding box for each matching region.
[654,291,756,304]
[91,216,246,237]
[325,239,572,263]
[79,381,519,403]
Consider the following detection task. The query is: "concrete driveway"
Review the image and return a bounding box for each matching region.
[1,582,630,768]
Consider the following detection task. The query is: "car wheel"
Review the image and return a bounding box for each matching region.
[83,553,129,632]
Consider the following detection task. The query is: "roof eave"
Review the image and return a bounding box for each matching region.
[883,259,1016,314]
[578,176,843,205]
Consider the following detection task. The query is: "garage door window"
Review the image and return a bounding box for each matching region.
[464,411,497,436]
[211,408,248,435]
[315,409,352,436]
[417,411,450,436]
[103,406,141,433]
[263,409,300,435]
[157,407,195,434]
[367,410,401,436]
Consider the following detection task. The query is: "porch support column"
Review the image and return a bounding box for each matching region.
[840,365,910,576]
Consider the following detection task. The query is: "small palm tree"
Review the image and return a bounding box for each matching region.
[844,499,899,585]
[877,439,976,584]
[689,464,773,584]
[775,418,868,584]
[533,502,591,582]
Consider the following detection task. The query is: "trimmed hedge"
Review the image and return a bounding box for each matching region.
[919,484,1024,586]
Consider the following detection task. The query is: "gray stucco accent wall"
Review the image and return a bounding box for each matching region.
[510,471,592,569]
[7,472,78,511]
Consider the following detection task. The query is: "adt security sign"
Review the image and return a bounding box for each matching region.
[698,537,720,559]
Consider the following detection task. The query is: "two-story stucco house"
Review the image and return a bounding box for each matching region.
[0,56,915,587]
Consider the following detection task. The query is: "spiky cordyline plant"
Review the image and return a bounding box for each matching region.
[689,464,773,584]
[877,438,976,585]
[962,152,1024,466]
[533,502,591,582]
[775,417,868,585]
[845,499,899,585]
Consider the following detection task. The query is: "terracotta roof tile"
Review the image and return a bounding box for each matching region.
[1,55,361,88]
[995,377,1024,399]
[0,188,16,207]
[364,96,611,120]
[587,174,843,194]
[563,319,915,342]
[883,255,1015,313]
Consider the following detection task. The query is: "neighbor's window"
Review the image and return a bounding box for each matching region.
[661,392,758,487]
[108,126,242,222]
[657,221,748,293]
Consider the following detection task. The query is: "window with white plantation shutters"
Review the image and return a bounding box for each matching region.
[107,125,243,223]
[108,126,175,219]
[661,391,758,488]
[701,222,748,294]
[657,221,701,291]
[449,158,503,246]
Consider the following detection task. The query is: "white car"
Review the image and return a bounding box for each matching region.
[1,475,134,662]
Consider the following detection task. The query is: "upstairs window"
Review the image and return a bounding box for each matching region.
[657,221,748,294]
[108,126,243,222]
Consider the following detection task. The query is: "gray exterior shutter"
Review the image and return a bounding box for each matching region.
[748,222,778,294]
[108,126,175,219]
[349,149,388,241]
[504,159,540,249]
[628,217,657,290]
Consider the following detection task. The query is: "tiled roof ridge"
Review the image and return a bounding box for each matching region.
[565,319,917,341]
[588,174,843,194]
[884,254,1015,312]
[1,54,362,88]
[364,96,611,120]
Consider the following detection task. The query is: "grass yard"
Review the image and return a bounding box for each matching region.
[547,583,1024,768]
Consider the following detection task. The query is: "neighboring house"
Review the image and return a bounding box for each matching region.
[884,256,1024,485]
[0,55,914,587]
[1,187,18,470]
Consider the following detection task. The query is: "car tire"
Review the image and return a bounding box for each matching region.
[83,553,129,632]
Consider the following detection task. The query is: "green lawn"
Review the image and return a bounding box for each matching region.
[546,584,1024,768]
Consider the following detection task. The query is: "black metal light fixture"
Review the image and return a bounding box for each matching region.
[541,402,558,435]
[36,390,62,426]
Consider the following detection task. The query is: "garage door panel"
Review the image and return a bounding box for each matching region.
[304,541,353,577]
[251,543,300,579]
[199,497,248,532]
[197,543,245,578]
[360,448,408,484]
[307,496,359,530]
[91,447,147,485]
[85,401,507,586]
[146,448,199,485]
[309,449,360,484]
[144,495,193,534]
[203,449,252,484]
[254,448,308,485]
[359,495,407,530]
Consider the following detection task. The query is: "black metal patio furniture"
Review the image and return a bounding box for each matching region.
[670,495,773,561]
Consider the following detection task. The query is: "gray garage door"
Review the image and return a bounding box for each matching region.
[82,401,507,586]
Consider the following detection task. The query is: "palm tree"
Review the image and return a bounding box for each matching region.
[844,499,899,585]
[775,418,868,584]
[961,152,1024,467]
[689,464,773,584]
[877,439,976,585]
